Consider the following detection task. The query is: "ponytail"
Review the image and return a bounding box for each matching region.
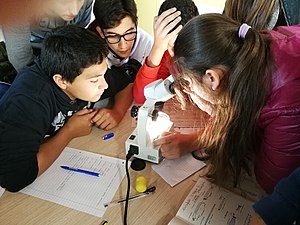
[172,13,273,185]
[224,0,278,30]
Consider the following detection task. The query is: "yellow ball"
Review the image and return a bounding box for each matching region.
[136,175,147,193]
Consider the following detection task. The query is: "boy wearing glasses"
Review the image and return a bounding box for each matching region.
[91,0,153,68]
[88,0,153,130]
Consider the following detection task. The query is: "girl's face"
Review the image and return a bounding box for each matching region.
[181,74,219,116]
[46,0,85,21]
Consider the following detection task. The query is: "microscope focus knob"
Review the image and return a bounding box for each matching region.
[152,109,159,121]
[131,105,139,118]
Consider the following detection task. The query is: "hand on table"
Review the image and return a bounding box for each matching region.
[92,108,123,130]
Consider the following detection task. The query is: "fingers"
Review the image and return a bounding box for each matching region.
[92,111,107,128]
[168,25,183,47]
[75,109,94,116]
[155,9,181,35]
[160,131,175,137]
[153,132,176,146]
[103,122,116,131]
[91,109,104,124]
[74,109,97,126]
[91,109,119,130]
[163,16,182,36]
[155,7,177,26]
[87,110,98,119]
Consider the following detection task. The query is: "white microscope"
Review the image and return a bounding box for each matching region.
[125,75,175,164]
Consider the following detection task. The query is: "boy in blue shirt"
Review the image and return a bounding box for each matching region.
[0,26,118,192]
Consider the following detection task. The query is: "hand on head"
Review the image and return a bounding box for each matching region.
[147,8,182,67]
[153,7,183,52]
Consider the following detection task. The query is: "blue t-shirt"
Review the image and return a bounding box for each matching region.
[253,167,300,225]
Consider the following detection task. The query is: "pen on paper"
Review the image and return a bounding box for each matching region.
[104,186,156,208]
[101,221,108,225]
[60,166,100,177]
[102,132,114,140]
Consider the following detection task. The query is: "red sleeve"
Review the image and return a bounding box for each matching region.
[133,51,171,104]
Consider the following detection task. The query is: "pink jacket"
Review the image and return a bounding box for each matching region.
[256,25,300,193]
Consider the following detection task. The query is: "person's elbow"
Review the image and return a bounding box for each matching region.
[1,158,39,192]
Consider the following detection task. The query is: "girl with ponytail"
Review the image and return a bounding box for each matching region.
[172,13,300,193]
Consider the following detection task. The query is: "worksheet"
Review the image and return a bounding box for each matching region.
[152,153,206,187]
[21,147,127,217]
[168,178,254,225]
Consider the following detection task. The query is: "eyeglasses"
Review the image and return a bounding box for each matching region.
[104,31,137,44]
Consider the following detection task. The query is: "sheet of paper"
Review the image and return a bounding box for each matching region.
[152,153,206,187]
[21,147,127,217]
[0,187,5,197]
[173,178,254,225]
[168,216,191,225]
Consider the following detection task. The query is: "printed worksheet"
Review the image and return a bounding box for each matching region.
[168,178,254,225]
[21,147,127,217]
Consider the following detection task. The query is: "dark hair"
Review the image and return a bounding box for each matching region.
[172,13,273,186]
[224,0,278,30]
[40,25,108,83]
[158,0,199,26]
[93,0,137,29]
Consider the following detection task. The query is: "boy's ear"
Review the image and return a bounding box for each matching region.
[96,26,105,39]
[53,74,68,90]
[203,68,225,91]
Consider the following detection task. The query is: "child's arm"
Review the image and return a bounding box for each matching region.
[133,8,182,104]
[0,96,96,192]
[153,132,200,159]
[147,8,182,67]
[133,52,170,104]
[37,109,97,175]
[252,167,300,225]
[92,83,133,130]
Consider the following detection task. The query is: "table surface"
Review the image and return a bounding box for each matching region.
[0,112,201,225]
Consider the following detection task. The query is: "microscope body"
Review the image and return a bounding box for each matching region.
[125,75,174,163]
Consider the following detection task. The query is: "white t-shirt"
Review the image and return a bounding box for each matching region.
[106,27,153,68]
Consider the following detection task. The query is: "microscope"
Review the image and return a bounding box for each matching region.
[125,75,175,163]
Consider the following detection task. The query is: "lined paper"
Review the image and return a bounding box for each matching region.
[21,147,127,217]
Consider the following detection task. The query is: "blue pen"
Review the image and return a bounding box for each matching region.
[60,166,100,177]
[102,132,114,140]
